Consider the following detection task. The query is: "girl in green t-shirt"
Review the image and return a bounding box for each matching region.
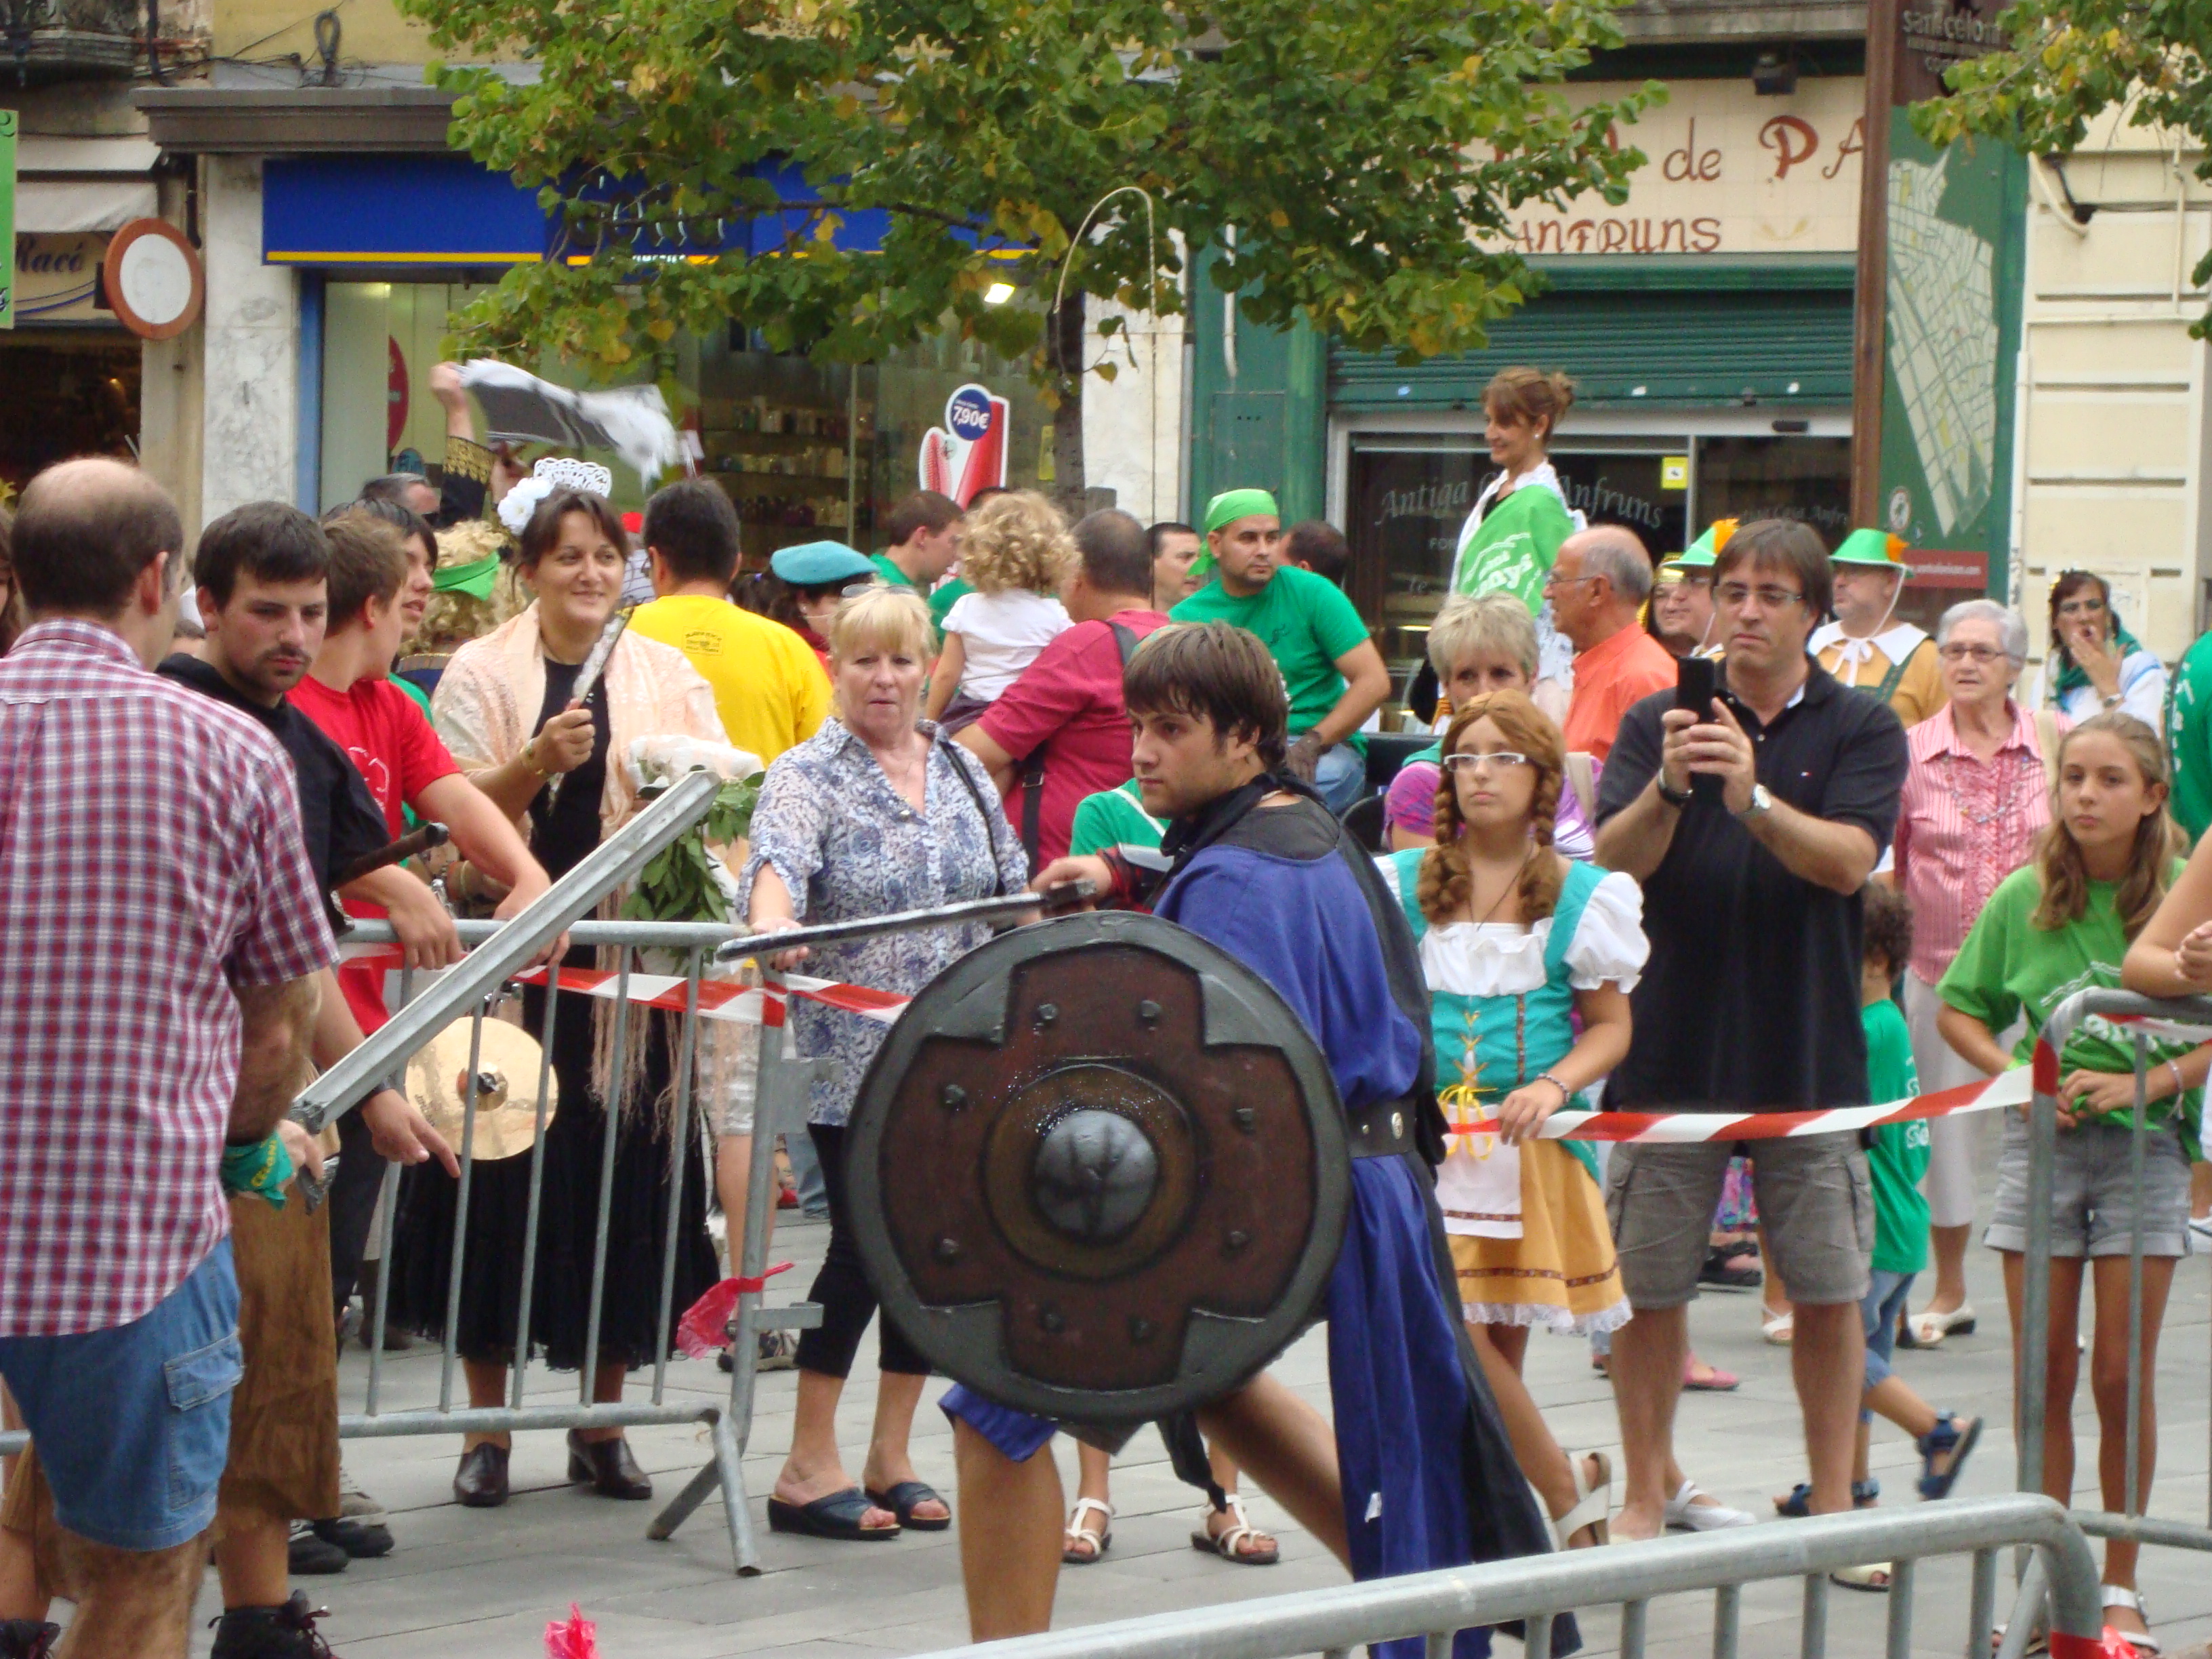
[1936,713,2209,1649]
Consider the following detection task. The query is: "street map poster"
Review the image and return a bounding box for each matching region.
[1874,111,2026,593]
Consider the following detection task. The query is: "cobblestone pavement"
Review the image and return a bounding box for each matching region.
[159,1134,2212,1658]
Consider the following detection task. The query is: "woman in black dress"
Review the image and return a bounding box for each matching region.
[402,485,731,1507]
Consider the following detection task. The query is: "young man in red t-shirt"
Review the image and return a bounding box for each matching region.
[957,510,1167,865]
[289,513,551,1334]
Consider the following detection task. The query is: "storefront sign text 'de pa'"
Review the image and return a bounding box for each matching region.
[919,382,1009,508]
[1488,77,1864,258]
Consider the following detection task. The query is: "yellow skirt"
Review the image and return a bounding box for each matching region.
[1447,1141,1627,1335]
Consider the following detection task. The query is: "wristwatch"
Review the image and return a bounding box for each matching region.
[1734,783,1774,821]
[1656,777,1692,808]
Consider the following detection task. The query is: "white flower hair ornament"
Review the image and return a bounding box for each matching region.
[496,455,615,538]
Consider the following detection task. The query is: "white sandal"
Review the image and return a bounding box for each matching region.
[1062,1496,1112,1565]
[1190,1493,1279,1565]
[1553,1450,1610,1548]
[1761,1307,1795,1345]
[2102,1584,2160,1654]
[1664,1479,1756,1532]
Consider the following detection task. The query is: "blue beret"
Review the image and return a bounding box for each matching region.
[771,541,878,588]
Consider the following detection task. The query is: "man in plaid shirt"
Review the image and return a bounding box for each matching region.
[0,459,333,1659]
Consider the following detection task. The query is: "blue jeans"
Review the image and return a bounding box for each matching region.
[0,1239,241,1550]
[783,1126,829,1219]
[1310,741,1367,815]
[1860,1267,1914,1420]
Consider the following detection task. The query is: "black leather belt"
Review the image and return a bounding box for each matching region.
[1345,1101,1416,1159]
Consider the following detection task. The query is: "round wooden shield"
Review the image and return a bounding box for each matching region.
[100,218,204,340]
[845,911,1348,1424]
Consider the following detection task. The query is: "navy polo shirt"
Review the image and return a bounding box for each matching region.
[1595,657,1908,1111]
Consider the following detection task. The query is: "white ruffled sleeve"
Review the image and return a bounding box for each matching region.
[1564,871,1650,991]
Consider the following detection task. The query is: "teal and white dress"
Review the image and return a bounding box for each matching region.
[1378,851,1644,1333]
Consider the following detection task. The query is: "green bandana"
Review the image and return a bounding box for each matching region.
[432,552,503,601]
[222,1132,295,1210]
[1201,488,1279,535]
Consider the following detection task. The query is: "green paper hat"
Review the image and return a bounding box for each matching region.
[1189,487,1282,582]
[1831,528,1912,575]
[1662,517,1738,572]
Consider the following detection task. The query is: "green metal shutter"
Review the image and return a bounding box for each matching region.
[1330,280,1855,413]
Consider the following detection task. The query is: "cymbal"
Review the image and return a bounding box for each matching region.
[407,1019,559,1161]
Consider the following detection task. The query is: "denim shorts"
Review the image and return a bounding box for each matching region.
[1984,1112,2193,1258]
[0,1240,242,1551]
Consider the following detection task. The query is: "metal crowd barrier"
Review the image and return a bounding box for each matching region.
[918,1494,2102,1659]
[2021,987,2212,1571]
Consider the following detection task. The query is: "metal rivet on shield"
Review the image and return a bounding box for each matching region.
[1225,1229,1250,1254]
[1039,1304,1065,1334]
[1034,1002,1059,1029]
[1231,1106,1256,1132]
[1136,999,1162,1028]
[941,1084,967,1111]
[934,1235,961,1263]
[1129,1315,1155,1343]
[1391,1111,1404,1139]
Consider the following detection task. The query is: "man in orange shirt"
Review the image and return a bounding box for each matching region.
[1550,525,1678,761]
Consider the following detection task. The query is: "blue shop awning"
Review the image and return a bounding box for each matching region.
[262,154,905,268]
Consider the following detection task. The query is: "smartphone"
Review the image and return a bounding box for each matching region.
[1673,655,1722,804]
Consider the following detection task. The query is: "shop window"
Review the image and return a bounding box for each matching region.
[1694,436,1853,550]
[0,336,139,493]
[1549,451,1685,563]
[1343,444,1479,674]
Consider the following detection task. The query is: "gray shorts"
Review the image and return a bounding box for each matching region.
[1984,1110,2193,1258]
[1606,1131,1872,1309]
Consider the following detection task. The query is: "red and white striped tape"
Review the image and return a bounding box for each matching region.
[1453,1067,2032,1145]
[338,945,909,1028]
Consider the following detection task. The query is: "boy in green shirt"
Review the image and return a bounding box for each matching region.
[1780,886,1980,1582]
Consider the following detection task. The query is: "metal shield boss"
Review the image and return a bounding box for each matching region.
[846,911,1349,1422]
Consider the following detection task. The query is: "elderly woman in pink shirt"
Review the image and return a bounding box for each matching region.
[1889,598,2064,1345]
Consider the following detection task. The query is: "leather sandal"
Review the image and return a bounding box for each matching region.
[863,1479,949,1531]
[1191,1494,1279,1564]
[1917,1412,1982,1500]
[1553,1450,1610,1548]
[2102,1585,2160,1654]
[1063,1496,1113,1564]
[567,1430,653,1500]
[767,1487,900,1540]
[453,1441,510,1508]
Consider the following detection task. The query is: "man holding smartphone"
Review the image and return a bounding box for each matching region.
[1592,518,1908,1542]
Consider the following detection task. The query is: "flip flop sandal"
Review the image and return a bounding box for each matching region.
[1191,1494,1279,1565]
[1917,1412,1983,1500]
[1063,1497,1113,1565]
[767,1487,900,1540]
[1831,1561,1893,1593]
[1553,1450,1610,1548]
[864,1480,951,1532]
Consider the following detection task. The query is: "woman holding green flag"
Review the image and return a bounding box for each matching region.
[2029,570,2167,726]
[1447,369,1584,720]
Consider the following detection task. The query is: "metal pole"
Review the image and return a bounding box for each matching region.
[506,960,564,1410]
[2019,1078,2057,1501]
[438,1000,489,1415]
[651,948,704,1405]
[1883,1557,1914,1659]
[580,951,632,1404]
[1618,1601,1647,1659]
[1969,1547,1997,1659]
[365,962,417,1413]
[1711,1584,1740,1659]
[1800,1574,1827,1659]
[2124,1031,2148,1523]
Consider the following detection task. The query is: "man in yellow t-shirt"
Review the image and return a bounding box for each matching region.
[1807,529,1946,729]
[629,479,830,764]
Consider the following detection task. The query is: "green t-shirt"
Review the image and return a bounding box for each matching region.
[1170,564,1372,752]
[1937,861,2202,1154]
[1452,482,1576,613]
[1069,779,1166,857]
[1863,996,1931,1275]
[929,575,974,633]
[870,551,918,590]
[2167,630,2212,846]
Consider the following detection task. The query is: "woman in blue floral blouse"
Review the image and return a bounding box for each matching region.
[741,583,1028,1542]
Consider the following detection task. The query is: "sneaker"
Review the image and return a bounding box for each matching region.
[0,1621,60,1659]
[312,1515,393,1559]
[209,1592,336,1659]
[336,1469,386,1522]
[287,1519,350,1576]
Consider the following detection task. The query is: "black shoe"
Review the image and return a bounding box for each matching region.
[567,1429,652,1499]
[209,1593,335,1659]
[286,1519,350,1576]
[312,1515,393,1559]
[453,1441,510,1508]
[0,1621,60,1659]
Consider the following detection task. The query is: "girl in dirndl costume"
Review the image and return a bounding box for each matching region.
[1380,690,1645,1553]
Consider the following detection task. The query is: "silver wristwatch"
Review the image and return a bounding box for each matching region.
[1735,783,1774,821]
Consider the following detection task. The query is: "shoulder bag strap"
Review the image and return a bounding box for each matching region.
[938,735,1010,897]
[1563,751,1597,820]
